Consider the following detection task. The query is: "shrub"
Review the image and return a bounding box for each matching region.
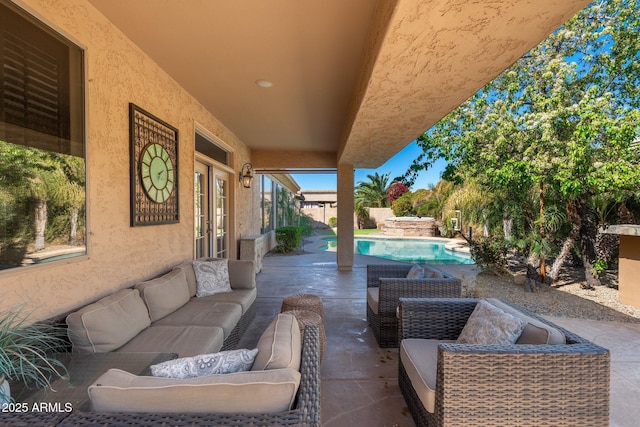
[469,237,511,273]
[275,226,303,253]
[328,217,338,228]
[391,192,415,217]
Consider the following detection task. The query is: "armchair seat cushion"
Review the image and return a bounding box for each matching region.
[367,287,379,315]
[400,338,456,413]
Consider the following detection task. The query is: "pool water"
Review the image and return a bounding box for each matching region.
[320,237,474,264]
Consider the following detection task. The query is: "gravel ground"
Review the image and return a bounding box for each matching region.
[465,269,640,323]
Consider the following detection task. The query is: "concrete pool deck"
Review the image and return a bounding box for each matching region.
[240,247,640,427]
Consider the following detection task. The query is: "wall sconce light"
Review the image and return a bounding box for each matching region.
[240,163,254,188]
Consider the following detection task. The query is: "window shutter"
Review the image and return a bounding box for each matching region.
[1,2,72,154]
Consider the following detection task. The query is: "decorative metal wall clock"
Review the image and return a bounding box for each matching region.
[129,103,179,226]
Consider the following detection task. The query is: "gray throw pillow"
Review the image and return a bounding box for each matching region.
[193,259,232,297]
[456,300,527,345]
[150,348,259,379]
[406,264,425,279]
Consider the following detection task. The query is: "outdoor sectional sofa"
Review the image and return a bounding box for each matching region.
[66,258,256,356]
[398,297,610,427]
[3,314,321,426]
[366,263,462,347]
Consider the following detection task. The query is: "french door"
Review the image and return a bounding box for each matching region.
[194,161,229,259]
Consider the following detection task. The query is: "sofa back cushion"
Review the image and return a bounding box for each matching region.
[135,269,190,322]
[172,261,198,297]
[252,313,301,371]
[66,289,151,353]
[88,367,301,414]
[486,298,566,345]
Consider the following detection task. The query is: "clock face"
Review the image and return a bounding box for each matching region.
[139,143,175,203]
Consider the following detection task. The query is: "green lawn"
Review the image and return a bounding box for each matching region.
[354,228,380,235]
[313,228,379,237]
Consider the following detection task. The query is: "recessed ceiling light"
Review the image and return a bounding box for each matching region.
[255,80,273,88]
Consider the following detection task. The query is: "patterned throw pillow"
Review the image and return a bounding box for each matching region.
[193,259,232,297]
[150,348,259,379]
[406,264,425,279]
[456,300,527,345]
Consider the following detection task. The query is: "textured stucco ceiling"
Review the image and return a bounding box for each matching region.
[89,0,591,169]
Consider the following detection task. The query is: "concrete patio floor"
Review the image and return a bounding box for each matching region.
[237,238,640,427]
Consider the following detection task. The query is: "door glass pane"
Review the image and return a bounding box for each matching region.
[215,176,227,258]
[194,171,206,258]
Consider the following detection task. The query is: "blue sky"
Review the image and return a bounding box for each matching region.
[291,141,447,191]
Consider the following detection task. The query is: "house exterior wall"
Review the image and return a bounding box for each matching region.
[0,0,258,321]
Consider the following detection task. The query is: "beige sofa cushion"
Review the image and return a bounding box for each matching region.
[152,301,242,338]
[486,298,566,344]
[116,325,224,357]
[190,288,256,314]
[172,261,198,297]
[66,289,151,353]
[252,313,301,371]
[88,367,301,414]
[135,269,190,322]
[367,287,379,315]
[401,338,456,413]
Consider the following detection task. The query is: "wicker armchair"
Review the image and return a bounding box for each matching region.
[27,326,321,427]
[366,264,461,347]
[398,298,610,427]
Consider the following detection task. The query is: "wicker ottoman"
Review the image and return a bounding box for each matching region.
[281,293,325,321]
[283,309,326,364]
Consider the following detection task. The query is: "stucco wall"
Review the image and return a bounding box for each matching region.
[0,0,258,320]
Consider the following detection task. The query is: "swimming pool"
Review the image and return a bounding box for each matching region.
[320,237,474,264]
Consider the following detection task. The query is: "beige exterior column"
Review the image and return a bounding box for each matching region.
[600,225,640,309]
[337,164,354,270]
[619,234,640,309]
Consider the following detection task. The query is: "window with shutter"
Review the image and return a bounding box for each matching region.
[0,0,86,271]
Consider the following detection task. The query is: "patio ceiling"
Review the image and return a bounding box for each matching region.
[88,0,590,170]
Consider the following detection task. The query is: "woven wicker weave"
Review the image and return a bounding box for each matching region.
[366,264,461,347]
[285,309,326,363]
[281,293,325,321]
[221,301,256,350]
[398,298,610,427]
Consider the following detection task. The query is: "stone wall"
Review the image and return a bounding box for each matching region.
[380,216,437,236]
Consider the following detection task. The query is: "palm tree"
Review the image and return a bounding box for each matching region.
[354,172,391,208]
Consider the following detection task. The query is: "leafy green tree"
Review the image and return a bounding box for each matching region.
[403,0,640,288]
[0,141,86,263]
[415,180,455,220]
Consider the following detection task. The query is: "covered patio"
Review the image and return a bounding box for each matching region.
[241,239,640,426]
[2,0,635,425]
